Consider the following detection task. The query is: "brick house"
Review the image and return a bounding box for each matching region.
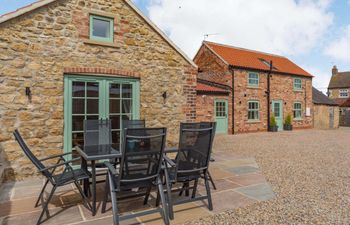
[194,41,313,134]
[328,66,350,126]
[0,0,197,180]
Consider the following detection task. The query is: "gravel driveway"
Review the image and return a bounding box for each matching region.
[188,128,350,225]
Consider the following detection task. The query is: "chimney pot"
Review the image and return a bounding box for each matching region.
[332,65,338,75]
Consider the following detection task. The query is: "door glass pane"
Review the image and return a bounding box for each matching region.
[110,83,120,98]
[72,82,85,97]
[122,114,131,121]
[122,100,132,113]
[87,82,99,97]
[112,131,120,148]
[87,99,99,114]
[122,84,132,98]
[274,103,280,117]
[72,116,84,131]
[72,99,85,114]
[110,99,120,113]
[110,115,121,130]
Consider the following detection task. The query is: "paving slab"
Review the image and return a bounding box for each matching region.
[234,182,275,201]
[224,166,260,175]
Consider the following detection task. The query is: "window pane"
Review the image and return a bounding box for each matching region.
[72,116,84,131]
[72,99,85,114]
[122,114,131,121]
[92,18,111,38]
[72,132,84,148]
[72,82,85,97]
[86,82,99,97]
[87,99,99,114]
[110,115,121,130]
[110,99,120,113]
[110,83,121,98]
[122,84,132,98]
[112,131,120,148]
[122,100,132,113]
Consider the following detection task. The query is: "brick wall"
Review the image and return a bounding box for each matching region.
[194,44,313,134]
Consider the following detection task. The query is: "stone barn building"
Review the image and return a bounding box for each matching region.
[0,0,197,180]
[313,87,339,129]
[194,41,313,134]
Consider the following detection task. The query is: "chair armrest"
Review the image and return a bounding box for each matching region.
[104,162,118,176]
[164,147,178,154]
[39,158,80,172]
[163,154,176,168]
[39,152,72,162]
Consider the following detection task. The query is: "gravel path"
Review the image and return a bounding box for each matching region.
[187,128,350,225]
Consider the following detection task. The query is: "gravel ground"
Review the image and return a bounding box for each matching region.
[187,128,350,225]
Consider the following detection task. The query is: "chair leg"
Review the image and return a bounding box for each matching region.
[36,185,56,225]
[164,168,174,220]
[155,187,161,207]
[102,174,110,213]
[185,182,190,196]
[74,181,92,211]
[204,173,213,211]
[143,185,152,205]
[179,183,186,196]
[157,178,169,225]
[108,174,119,225]
[208,171,217,190]
[192,178,199,199]
[35,179,49,207]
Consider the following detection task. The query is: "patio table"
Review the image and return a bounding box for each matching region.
[75,144,121,216]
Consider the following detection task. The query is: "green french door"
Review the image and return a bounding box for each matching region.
[272,100,283,131]
[214,99,228,134]
[63,75,140,158]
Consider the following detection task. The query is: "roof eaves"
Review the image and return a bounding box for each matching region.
[0,0,197,68]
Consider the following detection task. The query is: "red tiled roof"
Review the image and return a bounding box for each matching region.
[205,41,312,77]
[196,80,229,93]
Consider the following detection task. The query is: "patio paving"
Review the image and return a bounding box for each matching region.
[0,152,275,225]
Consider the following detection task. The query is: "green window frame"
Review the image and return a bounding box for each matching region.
[90,15,114,43]
[293,102,302,119]
[248,72,259,87]
[293,78,302,91]
[248,101,260,121]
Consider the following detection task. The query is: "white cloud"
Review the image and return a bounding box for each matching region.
[148,0,333,58]
[324,25,350,63]
[303,66,331,94]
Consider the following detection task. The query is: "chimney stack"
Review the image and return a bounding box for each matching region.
[332,65,338,75]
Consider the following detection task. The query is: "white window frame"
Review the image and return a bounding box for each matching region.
[248,72,259,87]
[339,89,349,98]
[293,78,302,91]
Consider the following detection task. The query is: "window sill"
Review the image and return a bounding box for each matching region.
[247,120,261,123]
[83,39,118,48]
[247,86,260,89]
[293,118,303,121]
[293,89,303,92]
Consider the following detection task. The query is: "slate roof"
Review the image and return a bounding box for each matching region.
[328,72,350,89]
[203,41,313,77]
[196,79,230,94]
[313,87,338,106]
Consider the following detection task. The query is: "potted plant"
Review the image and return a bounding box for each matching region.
[283,114,293,131]
[269,115,278,132]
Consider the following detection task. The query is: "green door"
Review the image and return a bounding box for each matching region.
[63,75,140,159]
[214,99,228,134]
[272,100,283,131]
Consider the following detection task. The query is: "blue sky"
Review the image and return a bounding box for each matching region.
[1,0,350,93]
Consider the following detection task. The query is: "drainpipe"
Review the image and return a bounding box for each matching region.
[266,61,273,131]
[228,65,235,134]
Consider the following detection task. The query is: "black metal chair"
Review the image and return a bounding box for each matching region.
[163,123,215,220]
[13,130,91,225]
[122,119,146,129]
[101,128,169,225]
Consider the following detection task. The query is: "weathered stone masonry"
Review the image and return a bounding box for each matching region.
[0,0,197,180]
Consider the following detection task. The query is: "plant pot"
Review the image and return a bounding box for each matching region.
[283,124,293,131]
[269,125,278,132]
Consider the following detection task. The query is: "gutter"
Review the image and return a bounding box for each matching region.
[266,61,273,131]
[228,65,235,134]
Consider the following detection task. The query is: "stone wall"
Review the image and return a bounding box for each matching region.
[313,105,339,129]
[0,0,197,180]
[194,44,313,134]
[328,88,350,99]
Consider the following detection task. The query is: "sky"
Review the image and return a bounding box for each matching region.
[1,0,350,93]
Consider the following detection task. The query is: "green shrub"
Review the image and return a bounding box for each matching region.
[270,115,277,126]
[284,114,292,125]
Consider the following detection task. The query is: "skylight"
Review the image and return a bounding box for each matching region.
[259,58,278,70]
